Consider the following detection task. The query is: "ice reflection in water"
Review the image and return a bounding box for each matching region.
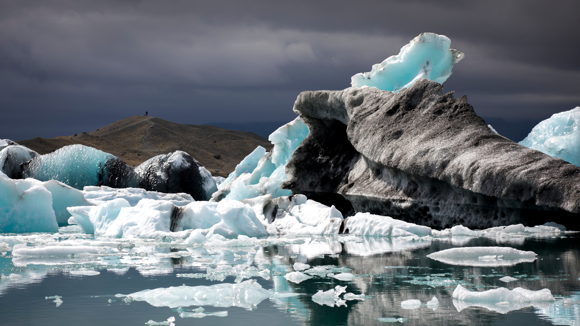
[0,227,578,326]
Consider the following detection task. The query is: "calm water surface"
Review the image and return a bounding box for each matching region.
[0,228,578,326]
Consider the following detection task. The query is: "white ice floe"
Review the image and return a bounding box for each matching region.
[427,247,537,267]
[312,285,348,307]
[46,295,63,307]
[452,284,555,314]
[82,186,193,207]
[332,273,355,281]
[344,212,432,237]
[401,299,421,309]
[144,316,175,326]
[284,271,312,284]
[426,296,439,310]
[179,307,228,318]
[351,32,463,92]
[125,280,274,309]
[293,262,310,271]
[12,245,100,256]
[499,276,518,283]
[68,268,100,276]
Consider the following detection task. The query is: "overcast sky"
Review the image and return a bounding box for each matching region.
[1,0,579,141]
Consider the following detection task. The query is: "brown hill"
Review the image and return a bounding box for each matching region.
[17,115,273,177]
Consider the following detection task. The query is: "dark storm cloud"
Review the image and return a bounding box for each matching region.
[0,0,579,141]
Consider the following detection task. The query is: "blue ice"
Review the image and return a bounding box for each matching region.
[351,33,464,92]
[519,107,580,166]
[22,144,115,189]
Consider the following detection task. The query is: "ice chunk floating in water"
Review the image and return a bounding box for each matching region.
[351,33,463,92]
[452,284,555,314]
[520,107,580,166]
[125,280,274,309]
[427,247,537,267]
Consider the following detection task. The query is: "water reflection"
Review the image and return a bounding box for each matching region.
[0,229,578,326]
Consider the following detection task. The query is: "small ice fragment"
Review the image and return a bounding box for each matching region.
[54,297,63,307]
[343,293,365,301]
[499,276,518,283]
[332,273,354,281]
[426,296,439,309]
[401,299,421,309]
[108,299,116,303]
[312,285,347,307]
[145,316,175,325]
[293,262,310,271]
[284,271,312,284]
[378,317,407,323]
[180,311,228,318]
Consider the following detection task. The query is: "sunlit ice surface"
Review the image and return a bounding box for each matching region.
[0,225,578,326]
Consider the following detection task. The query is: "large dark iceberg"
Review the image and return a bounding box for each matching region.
[282,79,580,230]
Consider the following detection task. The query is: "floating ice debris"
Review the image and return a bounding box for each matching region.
[332,273,355,281]
[427,247,537,267]
[499,276,518,283]
[12,245,100,257]
[536,294,580,326]
[0,172,59,233]
[145,316,175,326]
[179,307,228,318]
[82,186,193,207]
[401,299,421,310]
[452,284,555,314]
[343,293,365,301]
[520,107,580,166]
[426,296,439,310]
[351,33,463,92]
[293,262,310,271]
[378,317,407,323]
[0,242,9,252]
[284,271,312,284]
[68,268,100,276]
[344,213,432,237]
[212,117,309,202]
[312,285,348,307]
[126,280,274,309]
[45,295,63,307]
[342,236,431,257]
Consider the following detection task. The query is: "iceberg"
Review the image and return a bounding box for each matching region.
[312,285,348,307]
[0,139,18,151]
[125,280,274,309]
[427,247,537,267]
[0,145,39,178]
[68,198,267,238]
[284,271,312,284]
[19,145,216,201]
[43,180,92,226]
[520,107,580,166]
[351,33,464,92]
[22,144,116,189]
[212,117,309,202]
[0,172,58,233]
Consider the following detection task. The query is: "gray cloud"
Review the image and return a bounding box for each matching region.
[0,0,579,141]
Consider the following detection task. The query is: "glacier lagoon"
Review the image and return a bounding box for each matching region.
[2,32,580,326]
[0,228,578,326]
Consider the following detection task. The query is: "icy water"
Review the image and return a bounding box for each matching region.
[0,227,579,326]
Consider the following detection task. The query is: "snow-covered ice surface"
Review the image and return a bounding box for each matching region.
[351,33,463,92]
[520,106,580,166]
[82,186,193,206]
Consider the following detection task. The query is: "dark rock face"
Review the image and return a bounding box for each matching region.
[283,80,580,230]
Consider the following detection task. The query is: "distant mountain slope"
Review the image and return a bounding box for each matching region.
[17,115,273,177]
